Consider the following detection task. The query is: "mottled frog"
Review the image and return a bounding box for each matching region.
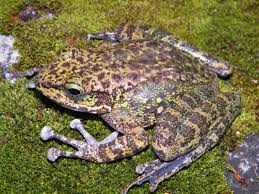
[30,24,242,193]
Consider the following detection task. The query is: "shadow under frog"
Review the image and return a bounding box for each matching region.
[29,24,242,193]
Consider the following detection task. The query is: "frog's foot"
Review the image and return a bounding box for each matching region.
[122,156,184,193]
[87,32,117,43]
[69,119,119,147]
[25,67,41,77]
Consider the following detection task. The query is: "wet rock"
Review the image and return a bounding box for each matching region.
[0,35,22,83]
[225,133,259,194]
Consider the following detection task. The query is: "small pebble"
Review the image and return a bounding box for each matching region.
[99,169,109,174]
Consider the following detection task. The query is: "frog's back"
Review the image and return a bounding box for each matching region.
[87,40,215,93]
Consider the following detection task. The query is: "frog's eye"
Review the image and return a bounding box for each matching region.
[65,83,84,97]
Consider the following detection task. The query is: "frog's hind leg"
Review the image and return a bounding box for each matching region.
[133,84,221,174]
[122,116,235,193]
[135,159,162,175]
[87,24,152,43]
[122,85,241,193]
[152,85,241,161]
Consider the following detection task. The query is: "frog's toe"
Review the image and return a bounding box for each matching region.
[86,32,117,43]
[47,147,61,162]
[135,164,146,174]
[149,180,160,193]
[86,34,94,43]
[69,119,82,129]
[40,126,55,141]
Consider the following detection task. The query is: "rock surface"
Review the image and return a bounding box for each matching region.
[226,133,259,194]
[0,35,21,83]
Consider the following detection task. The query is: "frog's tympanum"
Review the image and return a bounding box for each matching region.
[31,24,242,193]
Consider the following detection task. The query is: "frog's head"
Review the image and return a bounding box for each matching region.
[30,48,115,114]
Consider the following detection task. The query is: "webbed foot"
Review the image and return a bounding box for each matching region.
[47,147,62,162]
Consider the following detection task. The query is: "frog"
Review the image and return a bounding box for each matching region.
[29,24,242,193]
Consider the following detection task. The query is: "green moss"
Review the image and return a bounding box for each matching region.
[0,0,258,193]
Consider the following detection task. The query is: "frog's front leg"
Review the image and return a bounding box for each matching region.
[41,110,148,163]
[40,119,119,162]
